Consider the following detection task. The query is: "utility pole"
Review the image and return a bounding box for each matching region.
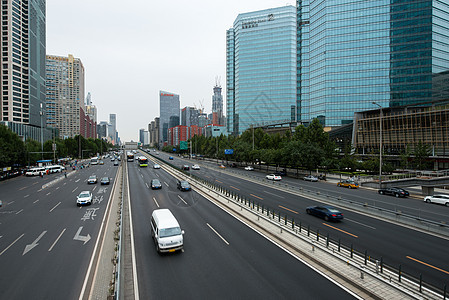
[372,102,383,189]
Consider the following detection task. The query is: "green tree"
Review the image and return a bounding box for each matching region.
[413,141,432,170]
[0,124,25,168]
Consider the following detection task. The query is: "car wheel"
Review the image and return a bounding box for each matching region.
[306,209,311,215]
[445,202,449,207]
[324,216,329,221]
[77,203,80,207]
[425,199,431,203]
[156,244,160,253]
[395,193,400,198]
[379,191,384,195]
[348,185,352,189]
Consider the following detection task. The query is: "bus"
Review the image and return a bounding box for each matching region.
[91,157,99,165]
[139,157,148,167]
[127,152,134,162]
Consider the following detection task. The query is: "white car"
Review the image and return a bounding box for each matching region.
[266,174,282,181]
[303,175,318,182]
[77,191,92,206]
[153,164,161,169]
[244,166,254,171]
[191,164,200,170]
[87,175,98,184]
[424,195,449,206]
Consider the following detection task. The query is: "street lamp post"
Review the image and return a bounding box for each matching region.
[372,102,383,189]
[40,103,43,160]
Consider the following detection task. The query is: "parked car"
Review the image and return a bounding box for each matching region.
[153,164,161,169]
[191,164,200,170]
[303,175,318,182]
[244,166,254,171]
[337,179,359,189]
[177,180,191,191]
[266,174,282,181]
[306,205,344,221]
[100,177,110,185]
[182,165,190,170]
[87,175,98,184]
[378,187,409,197]
[151,179,162,189]
[77,191,93,206]
[424,195,449,206]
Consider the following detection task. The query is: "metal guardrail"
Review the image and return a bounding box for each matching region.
[147,152,448,299]
[114,157,125,299]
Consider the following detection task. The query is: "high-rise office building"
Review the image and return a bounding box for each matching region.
[1,0,49,141]
[148,117,160,147]
[85,92,97,124]
[226,6,297,135]
[298,0,449,127]
[46,54,85,139]
[212,84,224,125]
[181,106,199,127]
[109,114,116,145]
[97,121,108,139]
[159,91,180,146]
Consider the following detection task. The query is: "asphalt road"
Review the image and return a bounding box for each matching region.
[127,157,358,299]
[149,151,449,291]
[0,162,118,299]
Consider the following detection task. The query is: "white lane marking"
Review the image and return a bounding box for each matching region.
[206,223,229,245]
[164,182,169,187]
[141,174,144,178]
[49,202,61,212]
[345,218,376,230]
[48,228,66,252]
[177,195,188,205]
[8,201,15,205]
[0,234,25,256]
[145,183,149,189]
[156,174,160,177]
[72,187,78,193]
[93,186,97,192]
[46,192,51,196]
[63,182,67,186]
[33,200,39,204]
[56,187,60,190]
[153,197,159,208]
[24,194,30,198]
[263,190,285,199]
[23,231,47,255]
[75,179,80,183]
[15,209,23,215]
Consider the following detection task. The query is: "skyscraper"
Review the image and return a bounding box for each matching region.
[212,83,224,125]
[1,0,48,141]
[298,0,449,126]
[46,54,85,138]
[109,114,117,145]
[159,91,180,146]
[226,6,297,135]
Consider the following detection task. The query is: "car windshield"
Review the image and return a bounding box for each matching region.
[152,180,160,185]
[101,177,108,181]
[181,182,190,187]
[89,176,96,180]
[79,192,90,198]
[159,227,181,238]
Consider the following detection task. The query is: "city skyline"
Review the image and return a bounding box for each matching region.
[46,0,294,142]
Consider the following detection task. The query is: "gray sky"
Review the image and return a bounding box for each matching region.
[46,0,295,142]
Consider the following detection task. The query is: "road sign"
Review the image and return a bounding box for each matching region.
[224,149,234,155]
[173,148,177,152]
[180,141,188,150]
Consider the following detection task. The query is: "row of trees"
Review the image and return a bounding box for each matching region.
[0,124,114,168]
[163,118,433,174]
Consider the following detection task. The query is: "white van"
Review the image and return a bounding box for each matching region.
[150,209,184,253]
[47,165,64,173]
[25,167,46,176]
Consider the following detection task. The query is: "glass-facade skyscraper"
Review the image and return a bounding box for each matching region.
[159,91,180,146]
[299,0,449,126]
[227,6,297,135]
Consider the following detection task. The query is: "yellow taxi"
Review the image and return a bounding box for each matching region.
[337,179,359,189]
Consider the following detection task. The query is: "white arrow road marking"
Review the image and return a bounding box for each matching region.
[75,179,80,183]
[73,226,91,245]
[23,231,47,255]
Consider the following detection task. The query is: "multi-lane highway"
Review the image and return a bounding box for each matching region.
[127,154,358,299]
[0,162,118,299]
[148,151,449,291]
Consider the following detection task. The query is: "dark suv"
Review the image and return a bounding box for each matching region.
[177,180,191,191]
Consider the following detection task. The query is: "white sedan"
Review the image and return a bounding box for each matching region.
[191,164,200,170]
[244,166,254,171]
[424,195,449,206]
[77,191,93,206]
[153,164,161,169]
[303,175,318,182]
[266,174,282,181]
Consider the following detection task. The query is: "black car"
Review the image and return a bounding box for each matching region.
[182,165,190,170]
[378,187,409,198]
[306,205,344,222]
[151,179,162,190]
[177,180,191,191]
[274,170,287,176]
[100,177,110,185]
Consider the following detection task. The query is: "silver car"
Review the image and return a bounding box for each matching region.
[424,195,449,206]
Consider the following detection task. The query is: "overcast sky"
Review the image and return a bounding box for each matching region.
[46,0,295,142]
